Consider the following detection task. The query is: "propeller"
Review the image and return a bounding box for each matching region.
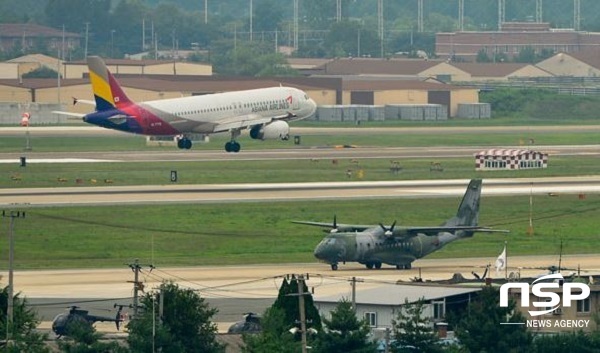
[379,221,397,237]
[329,215,338,233]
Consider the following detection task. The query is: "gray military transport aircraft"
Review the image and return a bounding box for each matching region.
[294,179,507,270]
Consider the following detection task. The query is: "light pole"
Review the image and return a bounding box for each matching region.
[111,29,116,58]
[3,210,25,347]
[249,0,253,41]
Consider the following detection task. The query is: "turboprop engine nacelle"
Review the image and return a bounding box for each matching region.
[250,121,290,140]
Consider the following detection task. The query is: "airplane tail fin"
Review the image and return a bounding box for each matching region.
[87,56,133,111]
[444,179,482,235]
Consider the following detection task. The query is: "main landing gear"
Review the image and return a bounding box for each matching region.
[224,141,241,153]
[177,136,192,150]
[225,129,242,153]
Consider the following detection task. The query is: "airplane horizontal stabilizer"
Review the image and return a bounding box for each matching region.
[52,111,86,118]
[72,98,96,106]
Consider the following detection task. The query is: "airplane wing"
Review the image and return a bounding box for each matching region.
[213,112,294,133]
[400,226,509,236]
[292,221,372,232]
[293,221,508,235]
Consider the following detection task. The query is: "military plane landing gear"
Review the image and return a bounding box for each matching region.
[396,263,412,270]
[225,129,242,153]
[330,263,338,271]
[177,136,192,149]
[365,262,382,270]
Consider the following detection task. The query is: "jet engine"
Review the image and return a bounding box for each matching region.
[250,121,290,140]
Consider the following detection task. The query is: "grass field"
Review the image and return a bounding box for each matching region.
[3,155,600,188]
[3,193,598,270]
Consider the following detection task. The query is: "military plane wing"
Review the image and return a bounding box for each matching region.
[294,179,509,270]
[292,220,507,236]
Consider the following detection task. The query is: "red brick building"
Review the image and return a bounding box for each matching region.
[0,23,80,54]
[436,22,600,62]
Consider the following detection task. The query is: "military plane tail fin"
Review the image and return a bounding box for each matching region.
[444,179,482,233]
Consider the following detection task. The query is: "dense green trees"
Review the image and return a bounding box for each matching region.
[57,319,129,353]
[0,286,50,353]
[391,299,441,353]
[311,300,376,353]
[480,88,600,120]
[243,276,322,353]
[127,281,224,353]
[450,286,532,353]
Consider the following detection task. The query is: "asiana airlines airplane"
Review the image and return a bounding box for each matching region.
[58,56,317,152]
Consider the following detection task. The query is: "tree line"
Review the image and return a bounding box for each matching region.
[3,281,600,352]
[3,0,600,74]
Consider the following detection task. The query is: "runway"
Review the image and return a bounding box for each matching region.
[1,126,600,163]
[2,176,600,206]
[2,144,600,163]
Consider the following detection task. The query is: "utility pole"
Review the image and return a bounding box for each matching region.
[296,275,308,353]
[249,0,253,41]
[417,0,424,33]
[286,274,313,353]
[293,0,298,50]
[204,0,208,24]
[3,210,25,348]
[349,276,363,313]
[378,0,384,57]
[458,0,464,31]
[84,22,89,58]
[498,0,505,31]
[128,259,153,318]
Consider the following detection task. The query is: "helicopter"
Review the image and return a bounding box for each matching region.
[51,304,126,338]
[227,313,261,334]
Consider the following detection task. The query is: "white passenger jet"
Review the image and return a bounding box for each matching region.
[60,56,317,152]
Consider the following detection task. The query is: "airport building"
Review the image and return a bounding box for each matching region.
[436,22,600,62]
[505,283,600,334]
[475,149,548,171]
[314,283,481,333]
[0,54,483,124]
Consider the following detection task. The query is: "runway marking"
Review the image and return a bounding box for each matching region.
[0,158,120,164]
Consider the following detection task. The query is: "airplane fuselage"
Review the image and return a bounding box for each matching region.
[71,56,319,152]
[83,87,316,136]
[313,229,461,270]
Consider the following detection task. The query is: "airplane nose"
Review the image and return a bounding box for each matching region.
[314,238,338,261]
[314,242,326,260]
[309,99,317,114]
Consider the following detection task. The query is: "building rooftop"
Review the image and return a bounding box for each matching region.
[315,284,482,306]
[0,23,80,38]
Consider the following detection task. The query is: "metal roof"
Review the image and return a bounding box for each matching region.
[475,149,547,157]
[315,284,481,306]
